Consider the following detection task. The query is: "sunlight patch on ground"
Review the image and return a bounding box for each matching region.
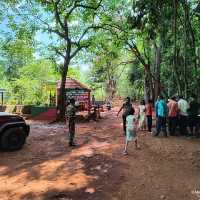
[0,154,96,200]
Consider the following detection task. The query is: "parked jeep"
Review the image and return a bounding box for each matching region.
[0,112,30,151]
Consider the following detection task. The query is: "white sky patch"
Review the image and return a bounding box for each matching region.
[69,20,79,27]
[79,63,90,71]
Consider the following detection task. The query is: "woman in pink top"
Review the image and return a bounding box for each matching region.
[167,96,178,136]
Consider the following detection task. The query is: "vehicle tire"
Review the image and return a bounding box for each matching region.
[0,127,26,151]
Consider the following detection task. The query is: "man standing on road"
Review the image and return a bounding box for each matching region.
[178,95,189,136]
[188,95,199,137]
[117,97,134,136]
[154,95,168,137]
[146,99,153,133]
[92,95,96,106]
[66,98,77,147]
[167,96,179,136]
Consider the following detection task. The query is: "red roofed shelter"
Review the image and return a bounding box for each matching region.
[56,77,91,112]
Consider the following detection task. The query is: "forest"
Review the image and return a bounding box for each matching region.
[0,0,200,118]
[1,1,200,200]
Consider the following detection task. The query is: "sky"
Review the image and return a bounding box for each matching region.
[0,19,90,72]
[0,3,91,73]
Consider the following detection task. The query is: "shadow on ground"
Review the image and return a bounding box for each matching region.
[0,116,125,200]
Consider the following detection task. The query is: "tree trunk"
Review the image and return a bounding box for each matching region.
[129,44,154,101]
[154,42,161,100]
[173,0,182,94]
[185,3,197,74]
[183,0,188,98]
[144,74,151,102]
[184,0,198,96]
[57,58,70,121]
[106,79,117,101]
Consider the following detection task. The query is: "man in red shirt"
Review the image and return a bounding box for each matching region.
[167,96,179,136]
[146,99,153,133]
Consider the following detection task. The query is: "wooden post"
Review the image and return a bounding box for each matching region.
[1,92,3,105]
[56,88,59,107]
[88,91,91,114]
[49,90,52,106]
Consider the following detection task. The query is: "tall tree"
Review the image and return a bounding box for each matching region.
[28,0,104,120]
[89,33,124,101]
[0,25,35,80]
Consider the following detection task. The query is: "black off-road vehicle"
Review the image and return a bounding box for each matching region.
[0,112,30,151]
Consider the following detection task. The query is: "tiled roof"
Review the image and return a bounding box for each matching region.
[57,77,91,91]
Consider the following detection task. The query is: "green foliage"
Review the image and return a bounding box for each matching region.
[68,67,81,80]
[1,0,200,106]
[5,59,59,105]
[0,24,35,79]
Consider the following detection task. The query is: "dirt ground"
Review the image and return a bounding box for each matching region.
[1,106,200,200]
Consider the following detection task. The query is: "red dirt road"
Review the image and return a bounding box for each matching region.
[0,107,200,200]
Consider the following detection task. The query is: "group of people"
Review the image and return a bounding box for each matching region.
[117,95,200,155]
[155,95,200,137]
[65,95,199,151]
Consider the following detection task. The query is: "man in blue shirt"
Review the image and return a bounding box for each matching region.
[154,95,168,137]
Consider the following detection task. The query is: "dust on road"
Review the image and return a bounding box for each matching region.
[0,108,200,200]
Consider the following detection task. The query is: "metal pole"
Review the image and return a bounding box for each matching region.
[101,84,103,101]
[49,90,52,106]
[1,92,3,105]
[88,91,91,114]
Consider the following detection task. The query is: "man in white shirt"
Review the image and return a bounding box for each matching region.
[178,96,189,136]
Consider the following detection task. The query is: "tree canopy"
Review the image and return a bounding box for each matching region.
[0,0,200,115]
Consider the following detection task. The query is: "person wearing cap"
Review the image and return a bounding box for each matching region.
[66,98,77,146]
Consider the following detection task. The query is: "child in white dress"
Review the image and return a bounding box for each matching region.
[124,108,140,155]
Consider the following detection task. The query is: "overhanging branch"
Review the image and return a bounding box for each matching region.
[76,0,103,10]
[51,46,65,58]
[54,0,65,30]
[70,43,89,59]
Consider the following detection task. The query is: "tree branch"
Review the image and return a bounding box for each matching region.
[54,0,65,30]
[70,43,89,59]
[51,46,65,58]
[118,60,135,65]
[65,0,79,19]
[76,0,103,10]
[77,25,98,44]
[101,23,129,34]
[47,28,66,39]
